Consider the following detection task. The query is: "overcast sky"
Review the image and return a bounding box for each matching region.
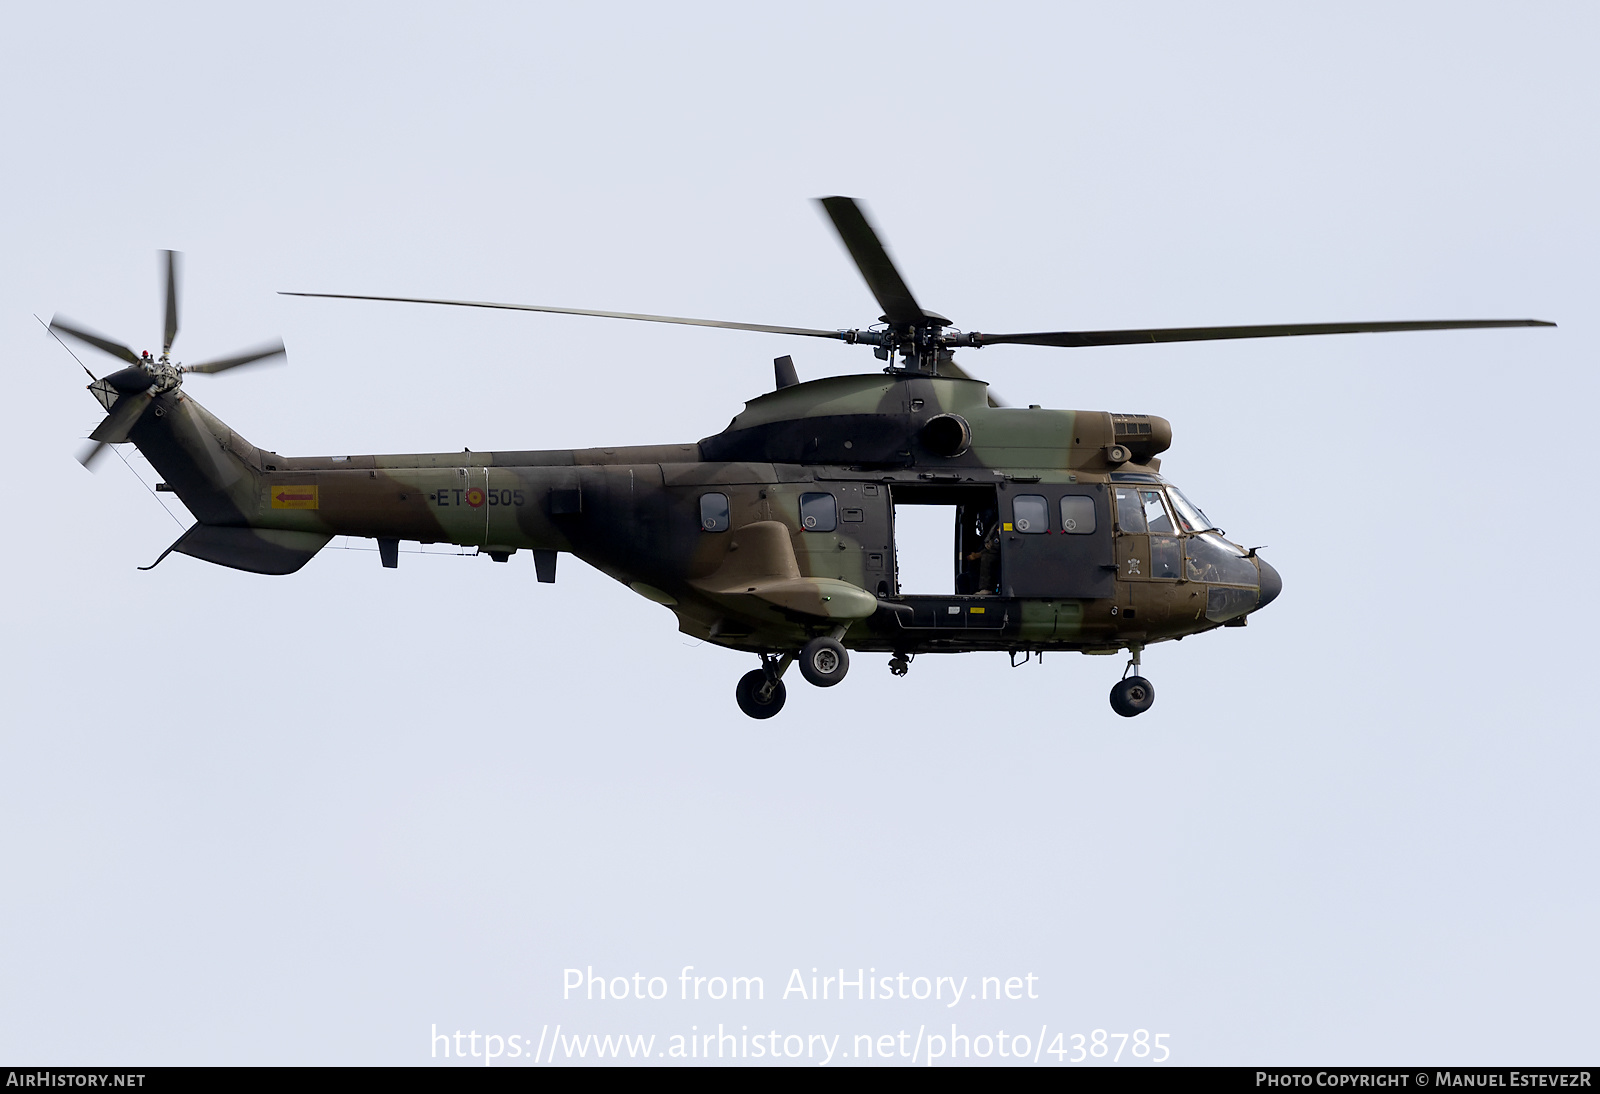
[2,0,1595,1066]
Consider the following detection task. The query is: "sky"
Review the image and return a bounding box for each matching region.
[1,0,1595,1067]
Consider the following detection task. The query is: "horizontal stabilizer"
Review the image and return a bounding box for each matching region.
[169,525,332,576]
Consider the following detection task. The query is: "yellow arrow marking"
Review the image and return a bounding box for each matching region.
[271,485,319,510]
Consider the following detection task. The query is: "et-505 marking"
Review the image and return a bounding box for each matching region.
[430,488,526,508]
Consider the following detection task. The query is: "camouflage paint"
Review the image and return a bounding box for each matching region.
[109,371,1273,659]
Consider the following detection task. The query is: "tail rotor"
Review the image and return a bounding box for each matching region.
[49,250,288,468]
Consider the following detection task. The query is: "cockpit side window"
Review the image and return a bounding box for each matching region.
[700,492,730,532]
[1115,488,1146,533]
[1150,536,1182,579]
[1140,489,1175,533]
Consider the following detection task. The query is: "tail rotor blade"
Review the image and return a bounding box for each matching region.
[182,339,286,374]
[77,439,109,470]
[49,316,141,366]
[89,389,156,444]
[162,250,182,355]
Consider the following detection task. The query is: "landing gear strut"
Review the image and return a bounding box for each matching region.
[1109,647,1156,718]
[739,637,1154,717]
[736,629,855,718]
[736,654,790,720]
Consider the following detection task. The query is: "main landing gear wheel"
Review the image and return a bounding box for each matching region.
[736,669,787,719]
[798,636,849,687]
[1110,676,1155,718]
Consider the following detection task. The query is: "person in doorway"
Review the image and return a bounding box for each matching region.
[966,510,1001,595]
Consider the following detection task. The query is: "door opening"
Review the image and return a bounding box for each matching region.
[892,504,957,593]
[889,485,1001,596]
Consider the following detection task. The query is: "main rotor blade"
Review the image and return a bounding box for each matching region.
[970,318,1556,349]
[817,196,929,327]
[183,339,286,374]
[48,316,141,366]
[161,250,182,354]
[279,293,846,340]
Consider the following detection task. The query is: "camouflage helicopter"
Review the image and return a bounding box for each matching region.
[51,199,1552,719]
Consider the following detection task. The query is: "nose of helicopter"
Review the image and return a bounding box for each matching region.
[1255,556,1283,611]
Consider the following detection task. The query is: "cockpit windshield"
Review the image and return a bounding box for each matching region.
[1186,532,1259,586]
[1165,486,1215,534]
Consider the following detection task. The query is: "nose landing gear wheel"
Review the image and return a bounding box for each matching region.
[1110,676,1155,718]
[798,636,849,687]
[736,669,787,719]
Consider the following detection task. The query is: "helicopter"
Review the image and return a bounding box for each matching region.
[49,198,1553,719]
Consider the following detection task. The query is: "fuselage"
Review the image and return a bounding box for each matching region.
[123,371,1280,657]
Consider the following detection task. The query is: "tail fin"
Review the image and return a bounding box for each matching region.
[125,390,331,574]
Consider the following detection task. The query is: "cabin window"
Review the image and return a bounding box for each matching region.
[700,492,730,532]
[1060,495,1096,535]
[1012,495,1048,533]
[799,492,837,532]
